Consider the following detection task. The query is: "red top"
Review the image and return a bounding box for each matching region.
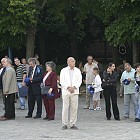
[43,71,59,99]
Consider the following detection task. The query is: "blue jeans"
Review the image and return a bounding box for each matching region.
[86,84,91,107]
[124,93,138,118]
[18,82,25,108]
[136,86,140,119]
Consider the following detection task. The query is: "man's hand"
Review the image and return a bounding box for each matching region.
[30,78,33,83]
[128,78,131,81]
[67,87,75,93]
[21,82,26,86]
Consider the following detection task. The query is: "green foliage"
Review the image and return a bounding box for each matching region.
[93,0,140,46]
[0,0,47,49]
[40,0,93,40]
[0,0,37,35]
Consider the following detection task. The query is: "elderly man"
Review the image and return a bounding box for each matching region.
[84,55,98,109]
[25,58,43,119]
[121,63,138,119]
[0,58,18,121]
[60,57,82,130]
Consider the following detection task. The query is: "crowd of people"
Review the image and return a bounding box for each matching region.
[0,55,140,130]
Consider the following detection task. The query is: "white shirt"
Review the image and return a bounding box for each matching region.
[31,65,36,78]
[43,72,51,84]
[92,74,103,92]
[60,66,82,94]
[68,67,74,86]
[84,63,98,84]
[0,68,4,75]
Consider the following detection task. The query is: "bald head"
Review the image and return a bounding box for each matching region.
[1,58,12,67]
[67,57,76,69]
[87,55,93,65]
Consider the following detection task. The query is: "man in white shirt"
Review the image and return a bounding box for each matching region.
[60,57,82,130]
[84,56,98,109]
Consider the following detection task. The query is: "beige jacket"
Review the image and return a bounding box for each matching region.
[60,66,82,95]
[2,66,18,95]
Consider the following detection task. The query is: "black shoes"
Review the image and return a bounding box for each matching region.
[62,125,78,130]
[70,125,78,130]
[107,118,111,120]
[107,118,120,121]
[62,125,67,130]
[33,116,41,119]
[47,118,54,121]
[25,115,32,118]
[43,116,54,121]
[25,115,41,119]
[43,116,49,120]
[135,118,140,122]
[115,118,120,121]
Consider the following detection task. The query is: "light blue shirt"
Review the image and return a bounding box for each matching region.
[121,68,135,94]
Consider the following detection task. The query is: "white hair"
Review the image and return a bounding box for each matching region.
[67,57,75,63]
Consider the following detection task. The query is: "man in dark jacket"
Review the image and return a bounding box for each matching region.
[25,58,43,119]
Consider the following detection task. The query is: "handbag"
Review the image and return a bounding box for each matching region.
[19,86,28,97]
[41,85,51,95]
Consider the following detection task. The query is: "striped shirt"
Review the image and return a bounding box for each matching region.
[16,64,27,82]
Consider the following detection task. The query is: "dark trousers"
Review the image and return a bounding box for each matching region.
[43,96,55,119]
[103,87,120,119]
[28,92,42,117]
[4,94,15,119]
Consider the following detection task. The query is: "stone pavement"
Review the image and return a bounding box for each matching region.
[0,94,140,140]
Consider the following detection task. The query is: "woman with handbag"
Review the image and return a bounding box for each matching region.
[102,62,120,121]
[42,61,59,121]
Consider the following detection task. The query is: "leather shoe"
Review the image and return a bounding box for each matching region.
[135,118,140,122]
[62,125,67,130]
[70,125,78,130]
[43,116,49,120]
[47,118,54,121]
[33,116,41,119]
[115,118,120,121]
[0,115,5,118]
[0,117,15,121]
[25,115,32,118]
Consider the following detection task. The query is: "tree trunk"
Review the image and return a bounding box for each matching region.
[38,30,47,65]
[66,8,78,59]
[26,25,36,59]
[112,46,119,65]
[132,42,139,64]
[70,36,78,59]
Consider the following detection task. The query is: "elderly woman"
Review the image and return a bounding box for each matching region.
[42,61,59,121]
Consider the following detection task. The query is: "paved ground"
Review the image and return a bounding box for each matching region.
[0,93,140,140]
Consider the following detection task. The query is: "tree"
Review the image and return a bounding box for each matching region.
[91,0,140,63]
[0,0,47,59]
[40,0,94,59]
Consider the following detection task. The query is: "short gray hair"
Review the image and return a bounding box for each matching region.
[125,63,131,67]
[45,61,56,71]
[28,58,36,64]
[67,57,76,63]
[6,58,12,65]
